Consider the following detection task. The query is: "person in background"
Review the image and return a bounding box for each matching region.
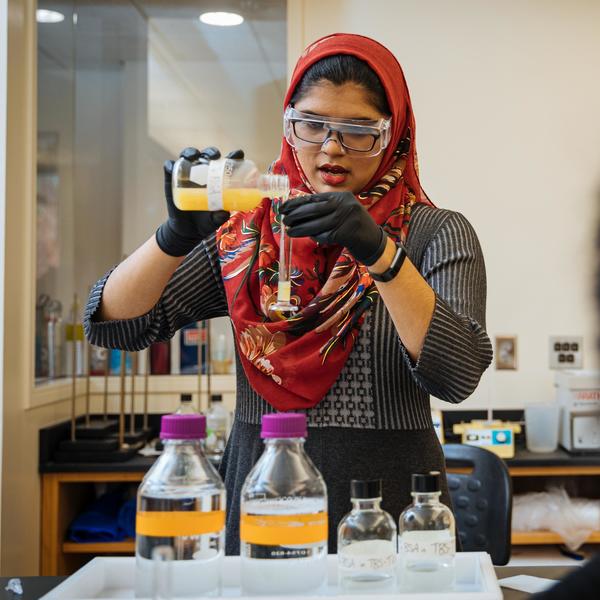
[84,33,493,553]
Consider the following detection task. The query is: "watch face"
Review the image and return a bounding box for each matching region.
[370,244,406,282]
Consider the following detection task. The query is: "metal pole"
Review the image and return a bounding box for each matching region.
[70,294,78,442]
[206,320,212,411]
[130,352,137,434]
[119,351,126,447]
[103,349,110,421]
[143,347,149,430]
[84,343,91,427]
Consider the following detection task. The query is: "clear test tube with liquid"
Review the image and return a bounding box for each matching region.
[268,192,299,319]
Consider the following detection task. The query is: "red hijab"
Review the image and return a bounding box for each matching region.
[216,33,434,411]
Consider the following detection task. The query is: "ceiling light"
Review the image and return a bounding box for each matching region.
[199,11,244,27]
[36,9,65,24]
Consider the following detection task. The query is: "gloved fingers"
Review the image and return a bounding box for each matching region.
[210,211,231,228]
[280,193,330,215]
[179,146,222,163]
[199,146,221,161]
[226,149,245,160]
[287,212,339,238]
[180,147,202,161]
[312,230,336,245]
[163,159,175,178]
[282,199,337,227]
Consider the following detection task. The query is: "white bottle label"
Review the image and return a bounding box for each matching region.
[399,530,455,558]
[206,159,228,210]
[339,540,396,571]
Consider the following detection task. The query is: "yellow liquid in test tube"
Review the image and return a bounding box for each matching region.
[174,188,266,212]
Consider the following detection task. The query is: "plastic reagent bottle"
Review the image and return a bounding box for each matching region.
[240,412,328,596]
[205,394,229,466]
[135,414,226,598]
[174,393,197,415]
[337,479,397,591]
[172,156,289,212]
[398,471,456,592]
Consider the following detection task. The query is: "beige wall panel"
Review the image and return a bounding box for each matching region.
[289,0,600,410]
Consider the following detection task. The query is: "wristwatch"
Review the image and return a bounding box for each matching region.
[368,242,407,282]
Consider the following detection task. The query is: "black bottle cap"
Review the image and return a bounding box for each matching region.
[211,394,223,403]
[180,393,192,403]
[350,479,382,499]
[411,471,441,493]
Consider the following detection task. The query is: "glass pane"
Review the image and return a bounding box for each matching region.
[35,1,287,383]
[36,0,76,381]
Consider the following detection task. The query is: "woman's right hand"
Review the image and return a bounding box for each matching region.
[155,146,244,257]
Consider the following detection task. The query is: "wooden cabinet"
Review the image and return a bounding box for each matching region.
[41,471,146,576]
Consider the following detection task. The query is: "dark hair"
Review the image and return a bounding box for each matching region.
[290,55,391,116]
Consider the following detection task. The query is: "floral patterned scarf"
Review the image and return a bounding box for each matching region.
[216,34,434,411]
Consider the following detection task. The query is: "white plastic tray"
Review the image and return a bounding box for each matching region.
[40,553,502,599]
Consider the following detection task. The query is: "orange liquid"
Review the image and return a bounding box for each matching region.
[173,187,266,212]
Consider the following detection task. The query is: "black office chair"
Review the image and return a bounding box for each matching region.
[443,443,512,565]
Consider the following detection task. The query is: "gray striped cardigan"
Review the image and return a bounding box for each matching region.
[85,203,493,430]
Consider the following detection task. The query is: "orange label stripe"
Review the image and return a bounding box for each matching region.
[240,513,328,546]
[136,510,225,537]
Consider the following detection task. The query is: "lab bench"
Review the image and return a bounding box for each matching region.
[39,418,600,576]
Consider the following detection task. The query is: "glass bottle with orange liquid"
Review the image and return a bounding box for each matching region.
[172,155,289,212]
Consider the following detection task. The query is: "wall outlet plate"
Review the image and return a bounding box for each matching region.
[549,336,583,369]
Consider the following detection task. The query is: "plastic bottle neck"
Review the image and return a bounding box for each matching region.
[411,491,441,505]
[162,439,204,453]
[263,437,305,450]
[257,173,290,199]
[351,497,383,512]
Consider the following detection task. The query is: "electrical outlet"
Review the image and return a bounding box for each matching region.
[549,336,583,369]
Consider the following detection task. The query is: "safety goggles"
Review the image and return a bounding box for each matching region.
[283,106,392,158]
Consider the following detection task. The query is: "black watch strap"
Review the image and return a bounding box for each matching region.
[368,243,407,282]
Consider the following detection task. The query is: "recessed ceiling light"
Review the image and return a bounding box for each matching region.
[199,11,244,27]
[36,9,65,24]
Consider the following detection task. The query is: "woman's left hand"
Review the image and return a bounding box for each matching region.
[281,192,388,266]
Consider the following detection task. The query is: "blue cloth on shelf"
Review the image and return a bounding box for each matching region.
[117,497,137,539]
[68,491,134,542]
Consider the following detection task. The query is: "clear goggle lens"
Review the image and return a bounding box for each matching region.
[283,106,391,157]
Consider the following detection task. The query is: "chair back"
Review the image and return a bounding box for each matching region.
[443,443,512,565]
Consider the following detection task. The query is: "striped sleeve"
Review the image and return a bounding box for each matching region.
[84,234,229,351]
[401,210,493,403]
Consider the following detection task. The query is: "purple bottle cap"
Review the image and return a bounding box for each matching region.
[160,414,206,440]
[261,413,307,439]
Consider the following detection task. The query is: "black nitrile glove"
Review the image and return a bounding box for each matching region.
[280,192,388,266]
[156,147,244,257]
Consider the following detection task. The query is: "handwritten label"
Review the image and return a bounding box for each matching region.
[399,531,455,558]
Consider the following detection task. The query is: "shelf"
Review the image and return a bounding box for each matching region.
[62,539,135,554]
[512,530,600,545]
[30,373,237,409]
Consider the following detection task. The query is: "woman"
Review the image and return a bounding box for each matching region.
[85,33,493,554]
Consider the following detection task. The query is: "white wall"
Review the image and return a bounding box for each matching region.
[289,0,600,409]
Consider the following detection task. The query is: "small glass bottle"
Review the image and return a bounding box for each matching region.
[135,414,225,598]
[240,413,328,596]
[205,394,228,467]
[174,393,197,415]
[398,471,456,592]
[337,479,397,592]
[172,156,289,212]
